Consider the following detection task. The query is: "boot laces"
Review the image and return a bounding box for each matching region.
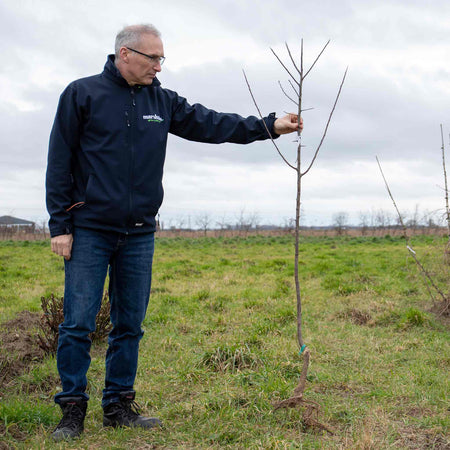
[121,397,142,419]
[57,402,84,430]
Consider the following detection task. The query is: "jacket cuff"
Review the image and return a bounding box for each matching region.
[264,112,280,139]
[49,224,73,238]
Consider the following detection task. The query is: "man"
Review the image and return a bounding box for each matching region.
[46,24,301,441]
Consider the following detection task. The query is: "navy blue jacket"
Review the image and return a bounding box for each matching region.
[46,55,278,237]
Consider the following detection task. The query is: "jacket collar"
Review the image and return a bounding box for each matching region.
[103,54,161,88]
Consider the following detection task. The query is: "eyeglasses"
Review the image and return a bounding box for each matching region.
[126,47,166,66]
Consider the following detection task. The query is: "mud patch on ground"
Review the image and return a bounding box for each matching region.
[0,422,27,445]
[0,311,44,386]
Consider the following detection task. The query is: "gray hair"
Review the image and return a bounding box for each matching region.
[115,24,161,58]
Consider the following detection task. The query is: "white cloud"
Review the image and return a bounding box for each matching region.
[1,0,450,226]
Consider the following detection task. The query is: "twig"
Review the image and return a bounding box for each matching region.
[270,47,300,87]
[376,156,407,233]
[285,42,301,76]
[283,109,314,115]
[301,67,348,176]
[278,81,298,106]
[440,124,450,242]
[408,249,446,302]
[288,79,300,98]
[242,70,296,171]
[304,40,330,79]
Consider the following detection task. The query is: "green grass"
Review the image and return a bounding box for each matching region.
[0,234,449,448]
[0,240,64,321]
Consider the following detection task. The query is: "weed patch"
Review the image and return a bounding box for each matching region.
[199,344,262,372]
[397,307,429,329]
[336,308,373,325]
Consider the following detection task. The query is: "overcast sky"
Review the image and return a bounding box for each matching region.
[1,0,449,228]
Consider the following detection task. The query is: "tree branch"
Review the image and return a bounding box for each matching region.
[278,81,298,106]
[301,66,348,176]
[270,47,300,87]
[376,156,407,233]
[440,124,450,242]
[242,70,297,171]
[285,41,301,76]
[304,40,330,79]
[288,79,300,98]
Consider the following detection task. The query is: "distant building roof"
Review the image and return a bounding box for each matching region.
[0,215,35,225]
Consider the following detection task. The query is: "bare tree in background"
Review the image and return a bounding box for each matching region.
[235,209,260,236]
[359,211,370,236]
[332,211,349,236]
[195,213,211,237]
[406,204,421,234]
[244,40,347,432]
[215,214,231,237]
[283,217,296,234]
[176,216,186,231]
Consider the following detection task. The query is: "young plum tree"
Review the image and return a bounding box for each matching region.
[244,40,347,432]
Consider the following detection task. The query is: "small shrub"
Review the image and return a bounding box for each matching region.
[36,294,63,355]
[193,289,210,301]
[37,292,112,355]
[398,308,428,328]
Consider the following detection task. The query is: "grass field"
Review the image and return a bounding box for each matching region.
[0,235,449,449]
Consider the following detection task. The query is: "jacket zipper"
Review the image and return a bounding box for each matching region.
[126,88,136,233]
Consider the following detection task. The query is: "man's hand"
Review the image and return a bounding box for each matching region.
[273,114,303,135]
[51,234,73,260]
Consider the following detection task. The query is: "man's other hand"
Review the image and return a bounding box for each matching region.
[51,234,73,260]
[273,114,303,135]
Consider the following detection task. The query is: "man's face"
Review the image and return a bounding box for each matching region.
[122,33,164,86]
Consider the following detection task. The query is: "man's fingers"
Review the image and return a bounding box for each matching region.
[62,245,71,260]
[273,114,303,135]
[51,234,73,260]
[287,114,303,128]
[287,113,297,123]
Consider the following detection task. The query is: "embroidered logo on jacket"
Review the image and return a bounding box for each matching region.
[143,114,164,123]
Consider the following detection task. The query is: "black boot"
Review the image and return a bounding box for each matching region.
[103,391,162,429]
[52,397,87,441]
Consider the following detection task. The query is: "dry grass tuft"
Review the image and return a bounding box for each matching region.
[200,344,261,372]
[336,308,373,325]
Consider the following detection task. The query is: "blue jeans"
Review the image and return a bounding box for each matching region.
[55,227,155,408]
